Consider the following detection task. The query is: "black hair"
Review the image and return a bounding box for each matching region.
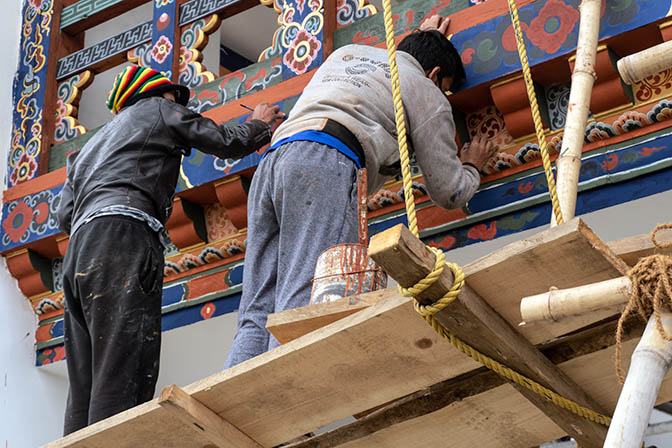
[397,30,466,89]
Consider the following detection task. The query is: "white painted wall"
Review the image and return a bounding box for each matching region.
[0,2,71,446]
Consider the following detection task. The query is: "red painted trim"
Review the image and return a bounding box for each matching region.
[202,70,316,124]
[482,119,672,184]
[3,167,66,202]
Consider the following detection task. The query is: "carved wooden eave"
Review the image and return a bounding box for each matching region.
[5,0,672,365]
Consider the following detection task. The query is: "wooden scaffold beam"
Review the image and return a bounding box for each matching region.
[368,222,609,448]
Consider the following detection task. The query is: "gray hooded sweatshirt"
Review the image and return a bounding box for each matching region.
[271,44,480,209]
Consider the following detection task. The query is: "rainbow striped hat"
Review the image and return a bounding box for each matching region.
[106,65,190,114]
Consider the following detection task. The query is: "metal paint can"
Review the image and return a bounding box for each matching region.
[310,243,387,304]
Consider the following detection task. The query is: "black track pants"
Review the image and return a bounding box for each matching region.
[62,215,164,435]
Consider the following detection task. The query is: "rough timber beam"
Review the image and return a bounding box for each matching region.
[286,318,646,448]
[158,385,262,448]
[368,220,609,448]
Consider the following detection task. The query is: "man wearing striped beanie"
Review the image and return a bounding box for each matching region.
[56,65,284,435]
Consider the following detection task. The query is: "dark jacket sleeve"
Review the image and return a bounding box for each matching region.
[56,174,74,235]
[159,100,272,159]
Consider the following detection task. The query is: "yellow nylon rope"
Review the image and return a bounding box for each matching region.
[378,0,609,427]
[506,0,564,225]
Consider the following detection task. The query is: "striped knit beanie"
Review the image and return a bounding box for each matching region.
[106,65,189,114]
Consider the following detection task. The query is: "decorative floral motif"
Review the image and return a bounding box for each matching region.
[10,0,53,186]
[515,142,542,165]
[634,69,672,103]
[283,29,322,75]
[367,182,427,211]
[466,105,514,148]
[647,99,672,123]
[612,111,650,135]
[1,188,60,248]
[526,0,579,54]
[545,83,571,130]
[200,302,216,320]
[37,345,66,365]
[127,42,153,68]
[585,121,617,143]
[155,0,173,8]
[151,35,173,64]
[336,0,376,27]
[205,203,238,242]
[178,14,220,88]
[34,294,63,315]
[52,258,64,292]
[2,200,33,244]
[467,222,497,241]
[54,71,93,144]
[10,153,38,185]
[483,152,519,175]
[163,237,247,276]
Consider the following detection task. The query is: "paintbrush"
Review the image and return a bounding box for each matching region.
[240,104,255,112]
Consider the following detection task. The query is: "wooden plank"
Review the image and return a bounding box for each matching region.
[368,220,609,447]
[44,292,482,447]
[463,217,628,345]
[336,334,672,448]
[287,318,645,448]
[158,384,262,448]
[269,219,644,344]
[266,289,388,344]
[42,218,652,448]
[607,230,672,266]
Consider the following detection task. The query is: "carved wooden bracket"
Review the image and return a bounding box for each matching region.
[569,45,633,116]
[490,74,549,139]
[166,197,208,250]
[659,20,672,42]
[214,175,248,230]
[5,249,52,298]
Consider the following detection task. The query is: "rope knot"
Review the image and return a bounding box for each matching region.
[615,223,672,383]
[397,246,465,317]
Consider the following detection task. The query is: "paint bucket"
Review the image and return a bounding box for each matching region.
[310,168,387,304]
[310,243,387,304]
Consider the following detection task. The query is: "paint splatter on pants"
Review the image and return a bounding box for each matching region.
[225,141,359,368]
[62,215,164,435]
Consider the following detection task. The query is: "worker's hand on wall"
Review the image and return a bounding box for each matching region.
[419,14,450,36]
[251,102,286,127]
[460,135,498,172]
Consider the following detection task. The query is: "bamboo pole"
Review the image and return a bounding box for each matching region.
[603,311,672,448]
[519,276,630,324]
[618,40,672,85]
[553,0,601,225]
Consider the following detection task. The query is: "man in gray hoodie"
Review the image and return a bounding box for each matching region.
[225,15,497,368]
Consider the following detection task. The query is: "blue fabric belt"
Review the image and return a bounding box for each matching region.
[264,130,362,168]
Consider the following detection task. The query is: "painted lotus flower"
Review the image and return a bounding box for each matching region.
[527,0,579,54]
[10,153,38,186]
[284,30,322,76]
[178,46,194,73]
[2,199,33,243]
[151,35,173,64]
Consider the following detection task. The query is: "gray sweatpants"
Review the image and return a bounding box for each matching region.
[225,141,359,368]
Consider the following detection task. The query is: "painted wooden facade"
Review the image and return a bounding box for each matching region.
[4,0,672,366]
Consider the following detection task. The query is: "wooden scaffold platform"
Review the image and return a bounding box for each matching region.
[43,218,672,448]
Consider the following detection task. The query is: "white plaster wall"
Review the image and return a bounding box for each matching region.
[0,2,71,446]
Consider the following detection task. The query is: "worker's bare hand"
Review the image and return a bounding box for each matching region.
[460,135,498,171]
[419,15,450,36]
[251,102,285,126]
